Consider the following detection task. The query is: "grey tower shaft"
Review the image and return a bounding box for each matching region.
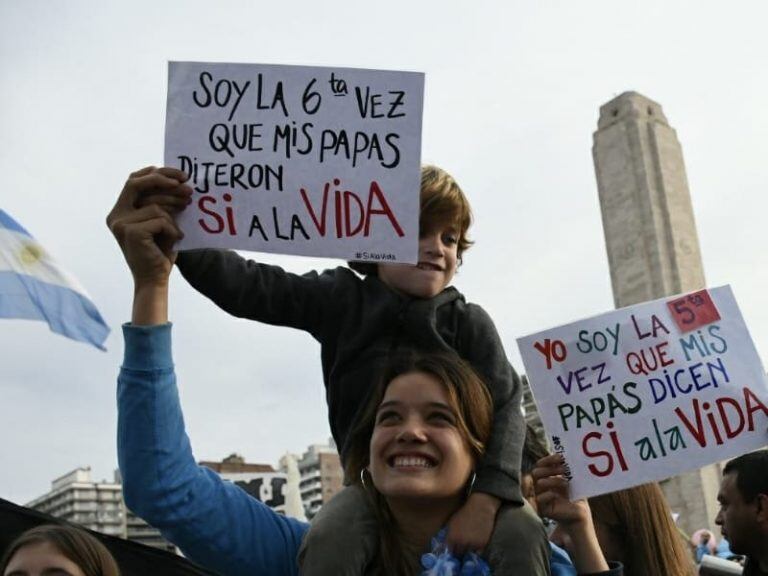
[593,92,705,308]
[592,92,720,537]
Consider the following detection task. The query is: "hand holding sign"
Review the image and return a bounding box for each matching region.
[518,286,768,499]
[164,62,424,263]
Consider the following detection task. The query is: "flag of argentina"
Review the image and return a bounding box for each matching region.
[0,209,109,350]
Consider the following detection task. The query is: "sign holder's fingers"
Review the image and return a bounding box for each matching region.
[124,215,184,246]
[128,166,187,181]
[110,170,176,216]
[108,169,189,238]
[109,205,181,245]
[531,454,566,481]
[155,166,189,181]
[129,166,157,179]
[127,172,188,202]
[135,193,192,212]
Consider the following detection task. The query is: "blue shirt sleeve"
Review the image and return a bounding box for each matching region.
[117,323,309,576]
[549,543,623,576]
[549,542,578,576]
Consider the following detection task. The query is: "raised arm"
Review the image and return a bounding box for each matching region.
[175,248,339,338]
[533,454,613,575]
[130,165,340,338]
[107,165,189,324]
[108,167,308,575]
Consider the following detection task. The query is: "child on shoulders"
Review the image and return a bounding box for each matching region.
[151,165,546,574]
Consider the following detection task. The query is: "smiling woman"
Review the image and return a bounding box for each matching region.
[370,373,476,501]
[107,166,500,575]
[109,166,618,575]
[343,352,493,573]
[117,329,503,574]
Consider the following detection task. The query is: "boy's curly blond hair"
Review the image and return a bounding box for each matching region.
[349,165,473,276]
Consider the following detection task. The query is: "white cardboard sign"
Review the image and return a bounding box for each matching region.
[164,61,424,263]
[517,286,768,499]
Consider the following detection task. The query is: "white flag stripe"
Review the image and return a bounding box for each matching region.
[0,228,90,298]
[0,209,109,350]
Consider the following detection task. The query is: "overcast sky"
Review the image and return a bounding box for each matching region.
[1,0,766,505]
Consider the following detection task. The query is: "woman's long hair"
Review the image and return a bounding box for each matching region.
[588,483,695,576]
[344,351,493,575]
[0,524,121,576]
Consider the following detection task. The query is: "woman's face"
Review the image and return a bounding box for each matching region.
[368,371,474,504]
[3,541,86,576]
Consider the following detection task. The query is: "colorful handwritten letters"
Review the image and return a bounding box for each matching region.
[165,62,424,262]
[518,286,768,499]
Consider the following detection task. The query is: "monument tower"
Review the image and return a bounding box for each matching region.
[592,91,720,535]
[593,92,706,307]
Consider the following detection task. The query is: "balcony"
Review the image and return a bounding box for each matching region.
[300,468,321,481]
[300,481,322,495]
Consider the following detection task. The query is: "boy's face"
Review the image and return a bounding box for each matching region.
[379,224,459,299]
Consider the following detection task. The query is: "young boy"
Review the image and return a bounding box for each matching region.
[164,165,547,573]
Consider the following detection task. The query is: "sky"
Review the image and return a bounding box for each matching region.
[1,0,766,506]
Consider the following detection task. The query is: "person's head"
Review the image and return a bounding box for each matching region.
[346,351,492,502]
[691,529,717,554]
[1,525,120,576]
[581,484,694,576]
[716,449,768,556]
[344,351,492,572]
[349,165,473,299]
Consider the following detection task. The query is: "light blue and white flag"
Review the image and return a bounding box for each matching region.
[0,209,109,350]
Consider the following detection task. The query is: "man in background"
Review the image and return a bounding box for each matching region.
[715,450,768,576]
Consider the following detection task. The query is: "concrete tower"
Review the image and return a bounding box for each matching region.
[592,92,720,536]
[593,92,705,307]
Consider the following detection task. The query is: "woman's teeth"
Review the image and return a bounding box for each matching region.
[391,456,434,468]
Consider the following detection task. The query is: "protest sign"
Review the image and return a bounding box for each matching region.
[164,61,424,263]
[517,286,768,499]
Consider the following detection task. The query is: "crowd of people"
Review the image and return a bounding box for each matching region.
[3,164,766,575]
